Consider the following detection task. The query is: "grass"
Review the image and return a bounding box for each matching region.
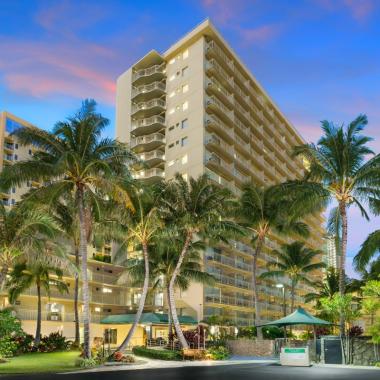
[0,351,81,374]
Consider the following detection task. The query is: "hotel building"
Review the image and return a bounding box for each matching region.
[116,19,326,327]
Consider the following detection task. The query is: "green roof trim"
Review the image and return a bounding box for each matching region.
[100,312,198,325]
[257,307,332,327]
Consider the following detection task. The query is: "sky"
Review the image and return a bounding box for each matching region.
[1,0,380,277]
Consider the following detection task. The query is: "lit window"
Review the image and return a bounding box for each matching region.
[181,119,188,129]
[182,173,188,181]
[182,84,189,93]
[182,154,188,164]
[182,66,188,77]
[102,287,112,293]
[182,101,188,111]
[169,108,175,115]
[176,105,180,111]
[181,137,188,147]
[169,58,175,64]
[169,91,175,98]
[168,160,175,167]
[94,307,101,312]
[169,74,175,81]
[183,49,189,59]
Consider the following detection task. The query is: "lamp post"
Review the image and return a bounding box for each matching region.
[276,283,286,317]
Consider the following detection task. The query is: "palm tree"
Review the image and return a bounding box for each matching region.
[0,100,136,358]
[113,187,161,351]
[8,258,69,346]
[289,115,380,298]
[158,174,241,348]
[261,241,325,312]
[235,182,311,337]
[122,234,214,339]
[304,267,340,305]
[0,204,59,290]
[354,230,380,272]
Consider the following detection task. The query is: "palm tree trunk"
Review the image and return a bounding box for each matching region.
[253,236,264,340]
[168,230,193,349]
[77,186,91,358]
[74,246,80,347]
[117,241,150,352]
[0,265,8,291]
[291,280,296,312]
[339,201,348,357]
[34,280,42,347]
[166,285,173,342]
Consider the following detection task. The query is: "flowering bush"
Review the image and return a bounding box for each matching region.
[112,351,135,363]
[349,325,364,337]
[205,346,229,360]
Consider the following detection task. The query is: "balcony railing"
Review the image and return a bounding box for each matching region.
[132,63,165,82]
[130,133,165,149]
[205,295,253,308]
[133,168,165,180]
[131,81,166,99]
[131,98,165,115]
[205,114,234,141]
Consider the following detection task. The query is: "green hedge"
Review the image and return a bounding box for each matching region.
[132,346,181,361]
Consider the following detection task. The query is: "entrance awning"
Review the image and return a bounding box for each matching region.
[257,307,332,327]
[100,312,198,325]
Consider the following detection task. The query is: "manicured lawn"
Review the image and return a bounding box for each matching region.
[0,351,81,374]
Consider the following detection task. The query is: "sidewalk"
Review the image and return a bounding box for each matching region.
[66,357,277,374]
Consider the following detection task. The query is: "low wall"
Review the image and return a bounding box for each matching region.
[352,338,378,366]
[227,339,274,357]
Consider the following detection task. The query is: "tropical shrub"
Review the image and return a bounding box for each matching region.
[12,334,33,354]
[0,337,18,358]
[349,326,364,337]
[205,346,229,360]
[75,357,98,368]
[39,332,70,352]
[237,326,256,339]
[112,351,135,363]
[262,326,287,339]
[0,309,24,336]
[132,346,181,360]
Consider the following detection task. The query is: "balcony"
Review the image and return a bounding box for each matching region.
[130,133,165,152]
[205,96,234,125]
[131,98,166,119]
[205,295,253,309]
[206,252,252,273]
[132,63,166,85]
[133,168,165,182]
[131,115,165,136]
[206,59,234,92]
[205,134,234,162]
[14,309,104,323]
[4,143,14,151]
[137,150,165,167]
[205,114,234,143]
[205,152,234,180]
[205,76,234,108]
[3,154,13,162]
[131,81,166,102]
[234,117,250,139]
[206,40,234,73]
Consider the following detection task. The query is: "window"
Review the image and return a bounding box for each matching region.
[169,58,175,64]
[168,160,175,167]
[181,119,188,129]
[102,287,112,293]
[182,84,189,93]
[14,155,18,161]
[169,74,175,81]
[169,108,175,115]
[15,144,18,149]
[104,328,117,344]
[182,173,188,181]
[182,154,188,164]
[182,101,188,111]
[181,137,188,147]
[181,66,188,77]
[182,49,189,59]
[168,143,174,149]
[11,199,15,205]
[12,187,15,193]
[28,149,32,155]
[168,125,175,131]
[169,91,175,98]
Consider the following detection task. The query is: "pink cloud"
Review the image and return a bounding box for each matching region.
[238,24,281,45]
[200,0,248,25]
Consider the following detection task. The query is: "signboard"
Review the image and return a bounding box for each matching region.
[280,347,310,366]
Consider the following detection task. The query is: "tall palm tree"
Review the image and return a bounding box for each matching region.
[158,174,241,348]
[113,187,161,351]
[8,258,69,346]
[261,241,325,312]
[0,100,136,358]
[289,115,380,298]
[0,204,59,290]
[235,182,312,337]
[354,230,380,272]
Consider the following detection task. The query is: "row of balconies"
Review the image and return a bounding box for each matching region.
[207,266,252,290]
[206,251,253,273]
[131,98,165,118]
[132,168,165,181]
[14,309,105,323]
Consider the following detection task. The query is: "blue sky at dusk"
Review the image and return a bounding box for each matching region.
[1,0,380,276]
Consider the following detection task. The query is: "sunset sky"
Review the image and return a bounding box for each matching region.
[1,0,380,276]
